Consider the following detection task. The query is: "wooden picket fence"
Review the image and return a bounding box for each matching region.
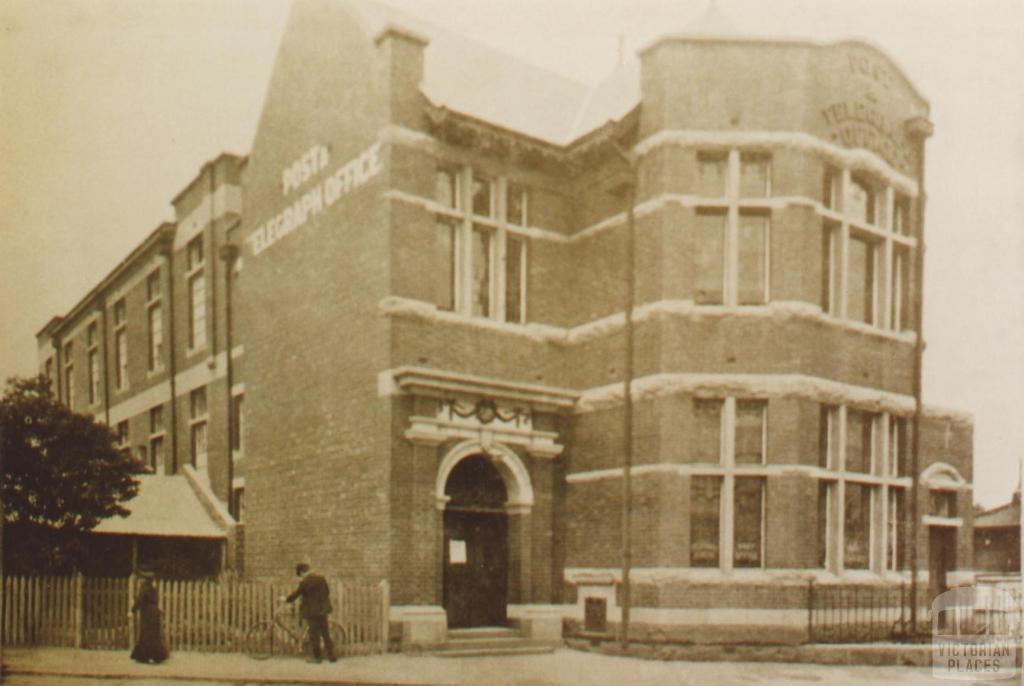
[2,574,389,656]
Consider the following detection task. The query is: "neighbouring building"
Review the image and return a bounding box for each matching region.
[38,0,975,646]
[974,492,1021,574]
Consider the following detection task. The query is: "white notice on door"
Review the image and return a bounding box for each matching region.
[449,539,467,564]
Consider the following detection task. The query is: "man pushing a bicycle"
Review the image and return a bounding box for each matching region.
[284,562,337,663]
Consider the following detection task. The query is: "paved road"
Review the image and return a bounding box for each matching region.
[3,653,1014,686]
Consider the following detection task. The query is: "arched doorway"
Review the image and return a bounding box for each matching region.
[442,454,509,628]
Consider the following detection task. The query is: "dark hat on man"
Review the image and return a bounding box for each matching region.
[295,562,310,576]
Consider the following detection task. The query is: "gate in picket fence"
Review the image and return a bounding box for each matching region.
[2,575,389,655]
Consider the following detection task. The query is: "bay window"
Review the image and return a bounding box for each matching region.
[821,168,915,332]
[819,404,907,574]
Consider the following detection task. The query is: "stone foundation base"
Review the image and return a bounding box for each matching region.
[508,605,566,644]
[390,606,448,650]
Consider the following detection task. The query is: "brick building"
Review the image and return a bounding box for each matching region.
[38,0,975,646]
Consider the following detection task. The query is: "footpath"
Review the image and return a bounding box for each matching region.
[1,644,936,686]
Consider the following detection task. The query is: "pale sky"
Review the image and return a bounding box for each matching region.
[1,0,1021,507]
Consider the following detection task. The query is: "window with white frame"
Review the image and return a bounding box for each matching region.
[436,217,457,311]
[843,482,871,569]
[150,435,164,474]
[233,487,245,522]
[848,174,880,227]
[87,322,100,405]
[688,397,768,570]
[146,270,163,372]
[692,150,771,306]
[433,165,529,323]
[45,357,54,387]
[888,416,908,477]
[149,404,165,474]
[231,392,244,455]
[823,166,842,211]
[690,475,722,567]
[818,405,908,573]
[63,341,74,409]
[694,210,726,305]
[847,234,880,326]
[820,167,915,332]
[893,194,912,236]
[186,236,207,351]
[821,220,841,315]
[190,386,208,472]
[113,299,128,390]
[116,420,129,448]
[696,152,727,197]
[886,488,903,571]
[890,245,910,332]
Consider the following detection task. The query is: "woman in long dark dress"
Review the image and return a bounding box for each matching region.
[130,577,169,664]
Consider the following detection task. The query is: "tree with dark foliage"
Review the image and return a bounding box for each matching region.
[1,375,141,573]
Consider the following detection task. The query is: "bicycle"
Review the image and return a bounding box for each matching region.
[243,603,347,660]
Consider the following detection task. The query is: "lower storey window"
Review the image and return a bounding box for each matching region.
[689,475,765,569]
[733,477,764,568]
[150,436,165,474]
[690,476,721,567]
[843,483,872,570]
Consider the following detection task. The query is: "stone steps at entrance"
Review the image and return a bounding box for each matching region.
[448,627,521,640]
[431,626,556,658]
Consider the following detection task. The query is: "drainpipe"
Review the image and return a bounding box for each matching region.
[611,141,637,650]
[208,164,218,362]
[163,240,180,474]
[907,115,933,634]
[219,240,239,517]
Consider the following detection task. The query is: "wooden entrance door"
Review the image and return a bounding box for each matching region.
[929,526,957,599]
[441,454,509,628]
[443,509,508,628]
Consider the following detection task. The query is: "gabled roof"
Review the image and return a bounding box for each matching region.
[976,497,1021,529]
[93,475,226,539]
[346,0,639,146]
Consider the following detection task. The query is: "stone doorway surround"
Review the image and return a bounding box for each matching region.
[385,366,576,649]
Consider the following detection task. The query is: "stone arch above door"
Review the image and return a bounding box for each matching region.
[435,439,534,513]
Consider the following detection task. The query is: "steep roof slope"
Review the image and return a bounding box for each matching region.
[345,0,638,145]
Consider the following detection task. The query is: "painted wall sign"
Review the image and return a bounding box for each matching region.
[247,141,383,257]
[282,144,330,196]
[820,50,914,173]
